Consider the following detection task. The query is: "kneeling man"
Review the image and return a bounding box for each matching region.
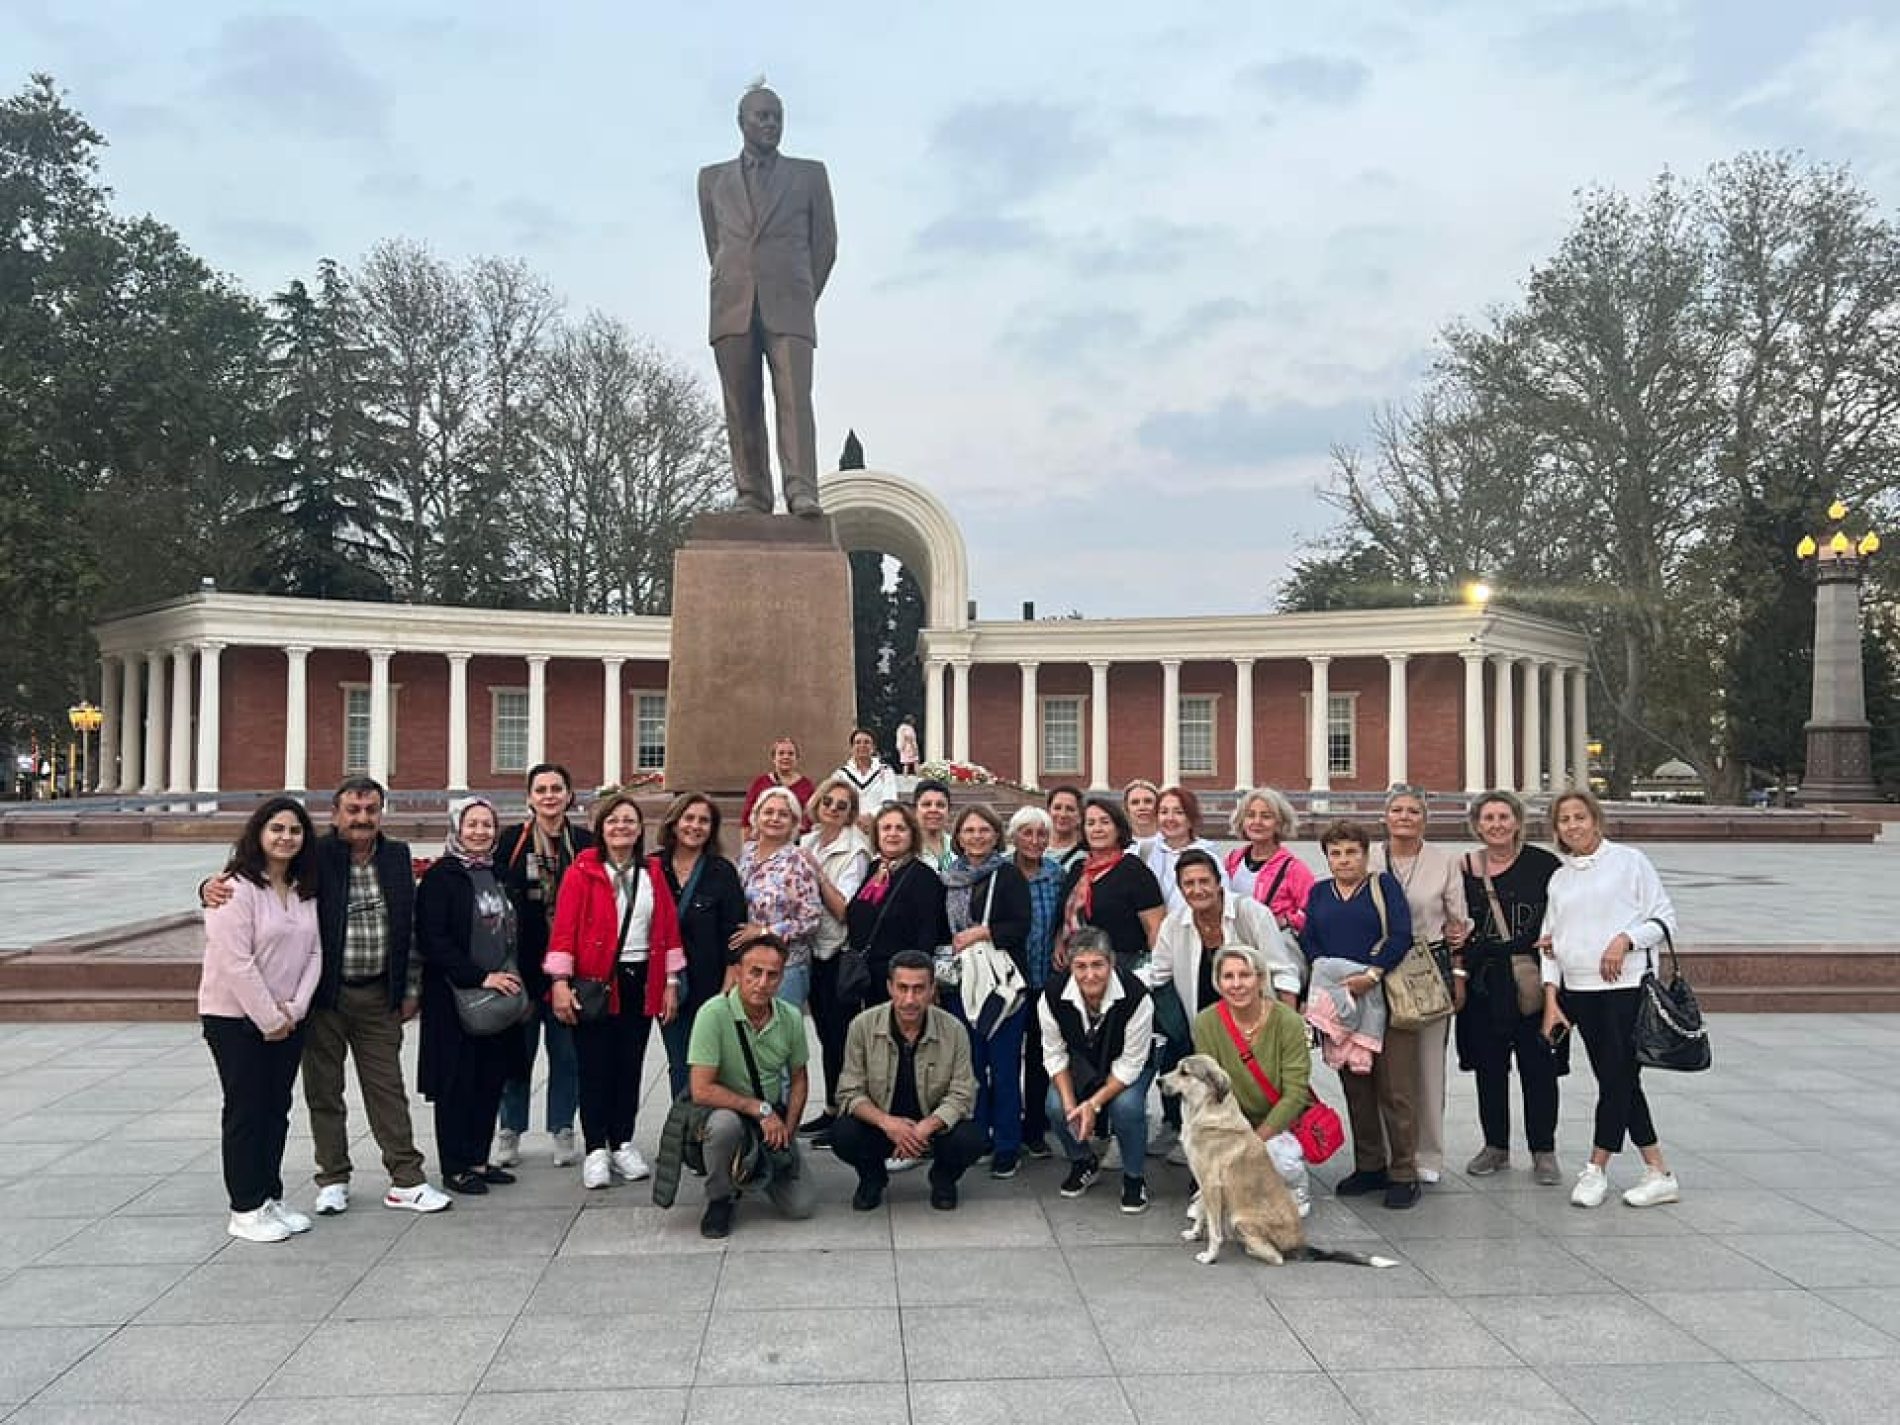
[830,950,987,1210]
[688,934,816,1239]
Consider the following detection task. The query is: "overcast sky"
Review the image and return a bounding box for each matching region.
[7,0,1898,618]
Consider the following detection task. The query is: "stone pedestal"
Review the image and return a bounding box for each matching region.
[663,511,857,794]
[1799,554,1878,803]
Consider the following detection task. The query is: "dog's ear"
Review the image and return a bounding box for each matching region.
[1198,1059,1232,1102]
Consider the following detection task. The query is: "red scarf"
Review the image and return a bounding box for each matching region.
[1065,848,1126,935]
[642,855,685,1016]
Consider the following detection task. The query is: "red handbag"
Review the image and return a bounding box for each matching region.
[1217,1002,1345,1164]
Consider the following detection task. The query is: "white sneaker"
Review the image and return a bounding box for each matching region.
[551,1127,580,1167]
[1293,1183,1313,1219]
[1622,1170,1681,1208]
[384,1182,453,1213]
[493,1129,521,1168]
[266,1199,312,1234]
[228,1206,292,1244]
[611,1144,651,1182]
[1418,1168,1442,1185]
[583,1149,612,1189]
[885,1155,920,1173]
[313,1183,349,1216]
[1570,1163,1609,1208]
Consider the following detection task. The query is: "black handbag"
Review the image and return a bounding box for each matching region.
[1633,921,1710,1073]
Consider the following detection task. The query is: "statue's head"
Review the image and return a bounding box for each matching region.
[737,84,783,155]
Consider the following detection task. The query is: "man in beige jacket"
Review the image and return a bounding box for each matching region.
[829,950,985,1210]
[698,84,837,517]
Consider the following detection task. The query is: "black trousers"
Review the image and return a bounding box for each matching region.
[1462,1003,1561,1154]
[574,964,656,1151]
[203,1015,305,1213]
[434,1030,514,1177]
[809,955,850,1111]
[1568,986,1657,1155]
[1022,1040,1051,1143]
[829,1111,988,1188]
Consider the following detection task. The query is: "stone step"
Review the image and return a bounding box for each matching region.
[0,955,200,992]
[1696,985,1900,1014]
[0,987,196,1022]
[1677,946,1900,989]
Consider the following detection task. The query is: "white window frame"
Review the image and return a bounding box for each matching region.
[340,683,399,779]
[490,687,530,776]
[633,691,667,771]
[1039,694,1085,777]
[1178,693,1218,777]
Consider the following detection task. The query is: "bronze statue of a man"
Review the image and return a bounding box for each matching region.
[698,85,838,517]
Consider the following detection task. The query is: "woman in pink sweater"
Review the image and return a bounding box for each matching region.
[198,796,324,1244]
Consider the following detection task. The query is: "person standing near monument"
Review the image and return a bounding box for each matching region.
[699,83,837,517]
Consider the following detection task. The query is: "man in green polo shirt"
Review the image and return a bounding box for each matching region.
[688,934,816,1238]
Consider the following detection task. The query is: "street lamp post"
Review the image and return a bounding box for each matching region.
[67,701,103,802]
[1794,501,1880,803]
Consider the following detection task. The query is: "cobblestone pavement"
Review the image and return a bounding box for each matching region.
[0,1012,1895,1423]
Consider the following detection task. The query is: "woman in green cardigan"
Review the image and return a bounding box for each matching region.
[1190,943,1315,1216]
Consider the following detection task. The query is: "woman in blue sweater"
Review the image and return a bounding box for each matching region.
[1301,819,1418,1209]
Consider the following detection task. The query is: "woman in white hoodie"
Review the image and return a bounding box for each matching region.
[1540,788,1681,1210]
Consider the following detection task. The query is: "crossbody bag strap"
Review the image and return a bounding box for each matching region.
[729,999,771,1105]
[1217,1001,1281,1105]
[1262,856,1291,909]
[1467,852,1512,948]
[614,875,638,958]
[1366,875,1390,960]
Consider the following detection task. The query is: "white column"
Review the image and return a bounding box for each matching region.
[166,644,193,794]
[1306,655,1331,793]
[283,646,310,792]
[923,657,946,763]
[949,658,972,763]
[1089,660,1111,789]
[1547,663,1569,789]
[1017,661,1039,785]
[142,649,168,793]
[525,656,549,767]
[1160,659,1182,787]
[96,656,120,793]
[1385,654,1409,789]
[1491,653,1516,793]
[1520,660,1543,793]
[1570,665,1590,792]
[194,641,223,793]
[446,653,470,791]
[120,653,144,793]
[1232,658,1255,790]
[1461,650,1486,794]
[367,647,393,787]
[600,657,624,790]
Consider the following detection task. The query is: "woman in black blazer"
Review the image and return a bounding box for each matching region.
[652,793,749,1099]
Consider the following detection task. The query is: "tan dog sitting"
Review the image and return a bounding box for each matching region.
[1159,1055,1395,1269]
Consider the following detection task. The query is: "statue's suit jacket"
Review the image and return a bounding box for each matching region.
[698,152,837,345]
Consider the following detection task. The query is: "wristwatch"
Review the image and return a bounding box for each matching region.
[1365,967,1385,984]
[756,1100,774,1120]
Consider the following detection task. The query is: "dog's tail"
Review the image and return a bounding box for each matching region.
[1292,1245,1399,1269]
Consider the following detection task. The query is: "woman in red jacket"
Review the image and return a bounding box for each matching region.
[545,792,686,1190]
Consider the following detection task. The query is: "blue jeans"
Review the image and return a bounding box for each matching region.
[1046,1056,1155,1179]
[777,960,810,1012]
[497,1000,578,1135]
[956,998,1026,1157]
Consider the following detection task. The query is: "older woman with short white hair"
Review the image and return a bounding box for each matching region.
[1008,804,1065,1158]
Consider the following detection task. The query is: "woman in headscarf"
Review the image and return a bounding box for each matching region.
[417,796,529,1196]
[942,803,1032,1178]
[546,792,686,1190]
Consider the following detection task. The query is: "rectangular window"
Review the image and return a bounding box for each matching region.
[341,685,397,778]
[635,693,667,771]
[492,689,529,774]
[1179,695,1216,776]
[1327,693,1356,776]
[1041,696,1083,776]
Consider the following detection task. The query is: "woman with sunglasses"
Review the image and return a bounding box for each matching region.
[797,775,873,1142]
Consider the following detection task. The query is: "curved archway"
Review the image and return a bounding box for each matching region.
[818,468,970,632]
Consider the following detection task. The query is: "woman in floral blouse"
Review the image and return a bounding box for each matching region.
[734,785,824,1009]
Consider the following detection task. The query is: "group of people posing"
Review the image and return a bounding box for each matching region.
[196,731,1684,1247]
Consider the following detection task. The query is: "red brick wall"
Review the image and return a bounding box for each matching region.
[223,646,287,790]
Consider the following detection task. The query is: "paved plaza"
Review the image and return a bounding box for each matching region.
[1,1009,1898,1424]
